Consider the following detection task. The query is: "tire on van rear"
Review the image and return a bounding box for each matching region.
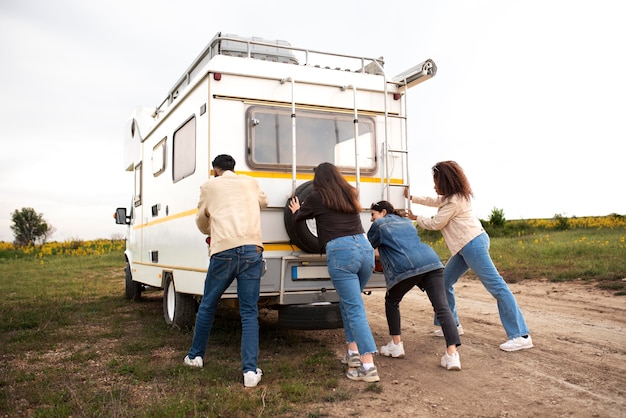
[278,303,343,329]
[284,181,321,253]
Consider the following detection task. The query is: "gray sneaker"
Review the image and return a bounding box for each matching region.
[346,366,380,382]
[340,352,361,367]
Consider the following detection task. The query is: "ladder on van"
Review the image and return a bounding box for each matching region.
[383,89,411,208]
[383,58,438,209]
[280,60,412,203]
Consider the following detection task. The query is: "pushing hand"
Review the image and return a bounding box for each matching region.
[289,196,300,214]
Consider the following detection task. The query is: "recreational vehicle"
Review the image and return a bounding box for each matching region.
[114,32,437,329]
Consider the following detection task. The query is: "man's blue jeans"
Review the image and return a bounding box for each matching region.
[187,245,262,373]
[435,233,530,339]
[326,234,377,355]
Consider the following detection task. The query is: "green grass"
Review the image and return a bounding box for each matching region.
[0,226,624,416]
[421,229,626,293]
[0,251,356,417]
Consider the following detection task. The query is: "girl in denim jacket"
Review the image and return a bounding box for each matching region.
[367,200,462,370]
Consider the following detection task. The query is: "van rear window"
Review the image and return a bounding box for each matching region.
[247,106,376,173]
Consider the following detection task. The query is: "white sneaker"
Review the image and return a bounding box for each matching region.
[243,368,263,387]
[183,355,203,368]
[500,335,533,352]
[434,324,464,337]
[440,352,461,370]
[380,340,405,358]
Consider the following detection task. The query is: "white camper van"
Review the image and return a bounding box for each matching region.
[115,32,436,330]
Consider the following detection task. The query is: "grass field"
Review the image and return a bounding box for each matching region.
[0,220,624,416]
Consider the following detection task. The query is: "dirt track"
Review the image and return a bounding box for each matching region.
[307,278,626,417]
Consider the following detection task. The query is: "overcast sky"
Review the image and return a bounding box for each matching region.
[1,0,624,242]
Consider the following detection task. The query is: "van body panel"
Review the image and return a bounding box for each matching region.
[116,32,437,328]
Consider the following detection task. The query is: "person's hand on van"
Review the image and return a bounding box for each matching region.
[288,196,300,214]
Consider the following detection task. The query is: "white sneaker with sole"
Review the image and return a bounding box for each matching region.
[434,324,464,337]
[440,352,461,370]
[183,355,203,368]
[380,340,405,358]
[243,368,263,387]
[500,335,534,352]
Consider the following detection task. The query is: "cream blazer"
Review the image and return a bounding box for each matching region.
[411,194,484,256]
[196,170,268,256]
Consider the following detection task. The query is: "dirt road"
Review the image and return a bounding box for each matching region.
[308,278,626,417]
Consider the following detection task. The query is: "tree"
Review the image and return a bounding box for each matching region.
[10,207,51,245]
[488,207,506,228]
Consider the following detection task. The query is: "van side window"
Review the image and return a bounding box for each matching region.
[134,162,142,207]
[247,107,376,173]
[173,116,196,182]
[152,138,166,176]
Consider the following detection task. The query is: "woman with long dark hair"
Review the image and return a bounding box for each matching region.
[289,162,379,382]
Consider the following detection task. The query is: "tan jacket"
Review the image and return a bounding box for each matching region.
[196,170,269,256]
[410,194,484,256]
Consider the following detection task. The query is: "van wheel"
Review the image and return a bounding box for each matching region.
[124,263,142,301]
[284,181,321,253]
[163,274,196,329]
[278,303,344,330]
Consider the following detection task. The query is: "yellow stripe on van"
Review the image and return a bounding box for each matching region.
[239,171,403,184]
[133,208,197,230]
[132,173,401,231]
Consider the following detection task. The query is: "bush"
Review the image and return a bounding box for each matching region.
[489,207,506,228]
[554,213,570,231]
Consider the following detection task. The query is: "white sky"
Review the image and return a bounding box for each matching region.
[1,0,624,241]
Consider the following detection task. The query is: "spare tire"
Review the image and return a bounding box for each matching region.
[284,181,320,253]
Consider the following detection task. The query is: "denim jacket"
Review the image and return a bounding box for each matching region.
[367,214,443,290]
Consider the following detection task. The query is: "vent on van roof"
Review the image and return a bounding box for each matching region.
[219,33,299,65]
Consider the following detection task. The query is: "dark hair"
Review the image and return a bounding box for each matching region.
[313,162,361,213]
[432,161,473,200]
[212,154,236,171]
[370,200,402,216]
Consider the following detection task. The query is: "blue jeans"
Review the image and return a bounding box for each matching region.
[187,245,263,373]
[326,234,377,355]
[435,233,530,339]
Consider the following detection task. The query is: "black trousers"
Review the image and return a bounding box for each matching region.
[385,268,461,348]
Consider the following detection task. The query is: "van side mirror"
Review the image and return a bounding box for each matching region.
[115,208,130,225]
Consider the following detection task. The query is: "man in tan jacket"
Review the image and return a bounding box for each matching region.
[184,154,269,388]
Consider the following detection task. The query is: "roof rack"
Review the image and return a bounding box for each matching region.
[152,32,386,118]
